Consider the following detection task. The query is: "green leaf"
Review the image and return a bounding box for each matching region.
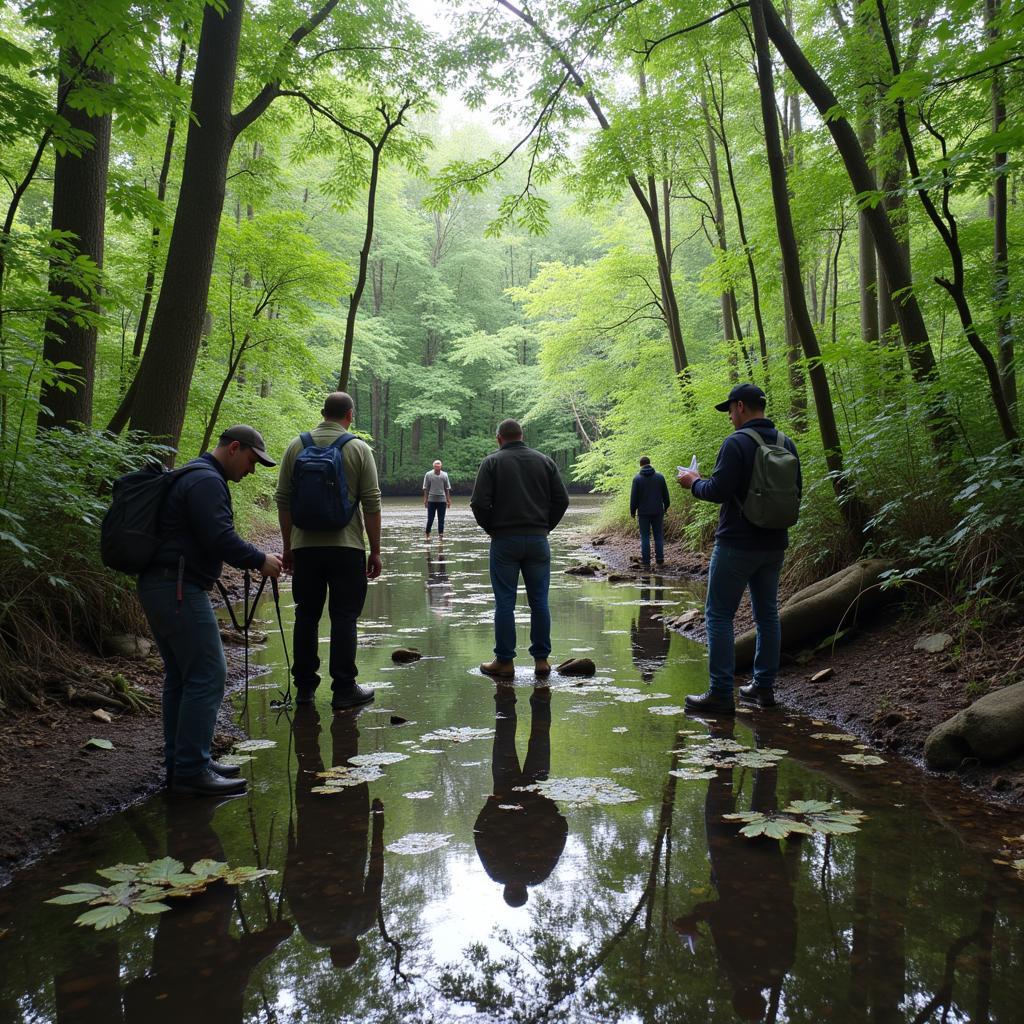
[137,857,185,883]
[74,905,131,930]
[130,901,172,915]
[96,864,142,882]
[46,892,100,905]
[783,800,833,814]
[83,738,114,750]
[190,859,228,879]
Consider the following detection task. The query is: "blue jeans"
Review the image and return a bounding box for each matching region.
[137,575,227,778]
[489,535,551,661]
[705,544,785,695]
[425,501,447,535]
[637,513,665,563]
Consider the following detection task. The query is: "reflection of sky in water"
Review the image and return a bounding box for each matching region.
[2,498,1024,1022]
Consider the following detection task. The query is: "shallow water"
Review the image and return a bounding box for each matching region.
[2,498,1024,1023]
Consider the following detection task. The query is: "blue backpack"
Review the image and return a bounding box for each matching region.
[290,432,358,531]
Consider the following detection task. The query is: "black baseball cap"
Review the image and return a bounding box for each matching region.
[714,382,767,412]
[220,425,276,466]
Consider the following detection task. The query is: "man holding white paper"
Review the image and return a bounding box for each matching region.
[629,457,671,567]
[675,383,801,714]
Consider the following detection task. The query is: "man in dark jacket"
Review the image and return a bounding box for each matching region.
[676,384,801,714]
[630,456,670,567]
[138,426,282,796]
[470,419,570,678]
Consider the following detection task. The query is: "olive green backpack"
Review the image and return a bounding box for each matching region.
[739,428,800,529]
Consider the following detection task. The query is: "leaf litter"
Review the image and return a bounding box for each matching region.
[419,726,494,744]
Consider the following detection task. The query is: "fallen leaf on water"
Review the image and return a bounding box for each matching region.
[648,705,687,716]
[839,753,886,766]
[810,732,857,742]
[669,768,718,781]
[514,777,640,807]
[347,751,409,767]
[403,791,434,800]
[234,739,276,752]
[386,833,453,855]
[419,726,494,744]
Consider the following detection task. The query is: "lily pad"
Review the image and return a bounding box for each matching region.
[839,753,886,766]
[347,751,409,767]
[419,726,494,744]
[514,776,640,807]
[669,768,719,781]
[386,832,453,855]
[233,739,277,752]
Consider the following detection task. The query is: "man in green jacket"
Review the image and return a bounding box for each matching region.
[276,392,382,711]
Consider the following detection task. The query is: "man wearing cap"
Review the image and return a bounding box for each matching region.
[276,391,382,711]
[422,459,451,541]
[138,426,283,796]
[675,383,801,714]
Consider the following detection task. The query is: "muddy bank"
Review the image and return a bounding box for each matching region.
[581,528,1024,807]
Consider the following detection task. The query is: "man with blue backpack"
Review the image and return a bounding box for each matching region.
[675,383,801,715]
[276,392,382,711]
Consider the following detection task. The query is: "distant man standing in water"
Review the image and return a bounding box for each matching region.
[422,459,451,541]
[139,426,282,797]
[630,456,670,567]
[276,392,382,711]
[470,419,570,679]
[675,383,801,714]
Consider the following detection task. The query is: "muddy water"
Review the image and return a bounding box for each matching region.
[2,498,1024,1023]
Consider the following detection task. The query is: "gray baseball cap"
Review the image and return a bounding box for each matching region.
[220,424,276,466]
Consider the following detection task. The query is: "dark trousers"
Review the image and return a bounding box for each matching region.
[425,501,447,534]
[637,513,665,563]
[292,546,368,695]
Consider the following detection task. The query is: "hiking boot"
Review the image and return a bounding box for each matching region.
[295,688,317,706]
[684,690,736,715]
[534,658,551,677]
[738,683,777,709]
[210,759,242,778]
[171,767,247,797]
[480,659,515,678]
[331,684,375,711]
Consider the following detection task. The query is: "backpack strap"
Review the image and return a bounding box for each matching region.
[328,432,356,452]
[775,429,789,448]
[300,432,314,449]
[739,427,767,447]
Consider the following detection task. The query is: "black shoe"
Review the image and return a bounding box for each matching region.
[209,759,242,778]
[171,767,247,797]
[738,683,777,709]
[295,689,317,706]
[684,690,736,715]
[331,683,375,711]
[656,560,665,567]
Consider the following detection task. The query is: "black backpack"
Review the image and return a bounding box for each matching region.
[100,461,207,573]
[290,432,358,531]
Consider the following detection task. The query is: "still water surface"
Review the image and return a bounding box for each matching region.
[2,498,1023,1023]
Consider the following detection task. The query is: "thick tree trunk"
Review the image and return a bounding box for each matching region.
[37,51,113,430]
[875,98,907,349]
[751,0,863,538]
[112,0,244,451]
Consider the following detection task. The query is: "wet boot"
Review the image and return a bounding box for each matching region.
[534,658,551,677]
[738,683,777,709]
[171,767,247,797]
[480,659,515,678]
[331,683,375,711]
[684,690,736,715]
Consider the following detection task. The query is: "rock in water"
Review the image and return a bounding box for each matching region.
[556,657,596,677]
[924,682,1024,769]
[392,648,422,663]
[565,563,600,576]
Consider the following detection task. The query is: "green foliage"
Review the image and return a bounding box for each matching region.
[724,801,867,839]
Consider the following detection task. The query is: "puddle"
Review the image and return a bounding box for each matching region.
[2,498,1024,1021]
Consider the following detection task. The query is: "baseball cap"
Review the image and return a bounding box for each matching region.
[714,382,767,412]
[220,424,276,466]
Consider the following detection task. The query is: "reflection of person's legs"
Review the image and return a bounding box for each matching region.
[521,536,551,660]
[491,691,520,795]
[637,514,651,564]
[292,549,329,694]
[489,537,521,661]
[425,503,437,535]
[436,502,447,535]
[523,692,552,782]
[704,546,753,696]
[325,548,369,691]
[651,514,665,563]
[747,552,784,691]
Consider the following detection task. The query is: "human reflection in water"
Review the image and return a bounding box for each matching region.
[474,685,568,907]
[674,719,799,1022]
[284,706,385,969]
[121,797,292,1023]
[630,576,670,682]
[426,549,455,616]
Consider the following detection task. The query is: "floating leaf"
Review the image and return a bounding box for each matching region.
[419,726,494,744]
[189,859,228,879]
[403,791,434,800]
[130,901,172,915]
[611,726,629,734]
[810,733,857,742]
[314,764,386,790]
[386,833,453,855]
[84,738,114,750]
[734,752,785,768]
[347,751,409,767]
[219,866,276,885]
[215,754,253,766]
[783,800,833,814]
[669,768,718,781]
[47,891,101,905]
[514,776,640,807]
[740,817,814,839]
[839,753,886,766]
[233,739,276,752]
[648,705,687,716]
[137,858,185,884]
[74,905,130,930]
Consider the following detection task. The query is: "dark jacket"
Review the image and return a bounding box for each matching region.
[470,441,570,537]
[690,418,801,550]
[149,453,265,589]
[630,465,670,517]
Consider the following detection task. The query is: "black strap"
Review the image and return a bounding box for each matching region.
[215,574,268,632]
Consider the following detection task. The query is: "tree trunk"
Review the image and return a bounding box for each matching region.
[37,51,113,430]
[751,0,862,537]
[761,1,952,452]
